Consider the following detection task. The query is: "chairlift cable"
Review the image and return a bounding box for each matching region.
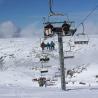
[77,4,98,29]
[74,4,98,41]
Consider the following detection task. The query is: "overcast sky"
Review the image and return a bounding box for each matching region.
[0,0,98,38]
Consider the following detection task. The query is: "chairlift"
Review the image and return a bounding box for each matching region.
[44,19,76,38]
[40,54,50,62]
[64,41,74,59]
[64,50,74,59]
[74,23,89,45]
[43,0,77,38]
[74,34,89,44]
[40,68,48,73]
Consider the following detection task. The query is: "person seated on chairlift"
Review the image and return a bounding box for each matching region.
[62,21,70,35]
[41,41,46,50]
[46,42,51,50]
[44,23,54,36]
[50,41,55,50]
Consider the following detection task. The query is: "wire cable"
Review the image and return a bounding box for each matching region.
[77,4,98,29]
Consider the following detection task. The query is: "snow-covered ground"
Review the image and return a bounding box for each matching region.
[0,86,98,98]
[0,35,98,97]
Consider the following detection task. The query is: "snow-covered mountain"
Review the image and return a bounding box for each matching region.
[0,35,98,88]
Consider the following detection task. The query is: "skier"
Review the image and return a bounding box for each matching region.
[50,41,55,50]
[40,42,45,50]
[46,42,51,50]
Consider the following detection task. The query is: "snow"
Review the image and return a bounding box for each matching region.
[0,35,98,97]
[0,86,98,98]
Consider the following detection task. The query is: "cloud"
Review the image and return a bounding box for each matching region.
[0,21,20,38]
[0,10,98,39]
[20,22,42,38]
[84,22,98,34]
[0,20,43,38]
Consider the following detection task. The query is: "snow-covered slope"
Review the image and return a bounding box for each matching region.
[0,35,98,88]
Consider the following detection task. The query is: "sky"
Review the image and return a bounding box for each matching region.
[0,0,98,37]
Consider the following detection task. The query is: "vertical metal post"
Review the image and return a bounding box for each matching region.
[58,32,66,90]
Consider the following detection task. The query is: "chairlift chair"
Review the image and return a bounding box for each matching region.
[44,20,76,38]
[74,23,89,45]
[40,54,50,62]
[64,50,74,59]
[74,33,89,45]
[64,41,75,59]
[43,0,77,38]
[40,68,48,73]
